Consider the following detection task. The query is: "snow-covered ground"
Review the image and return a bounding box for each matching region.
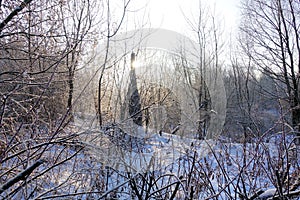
[53,123,299,199]
[1,123,298,199]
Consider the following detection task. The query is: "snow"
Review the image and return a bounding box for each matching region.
[2,122,298,199]
[256,188,277,199]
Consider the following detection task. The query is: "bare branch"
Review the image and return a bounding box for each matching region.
[0,0,34,34]
[0,159,45,194]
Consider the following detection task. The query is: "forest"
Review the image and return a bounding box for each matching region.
[0,0,299,199]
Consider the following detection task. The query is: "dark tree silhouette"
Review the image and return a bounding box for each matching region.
[128,52,143,126]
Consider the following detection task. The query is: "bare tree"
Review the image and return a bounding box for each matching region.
[182,0,225,139]
[97,0,132,127]
[240,0,300,142]
[0,0,112,198]
[59,0,95,117]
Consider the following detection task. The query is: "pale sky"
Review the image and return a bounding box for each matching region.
[121,0,241,61]
[137,0,241,37]
[108,0,241,65]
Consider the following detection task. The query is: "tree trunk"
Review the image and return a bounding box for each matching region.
[292,101,300,144]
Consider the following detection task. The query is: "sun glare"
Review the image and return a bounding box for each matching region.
[131,60,140,69]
